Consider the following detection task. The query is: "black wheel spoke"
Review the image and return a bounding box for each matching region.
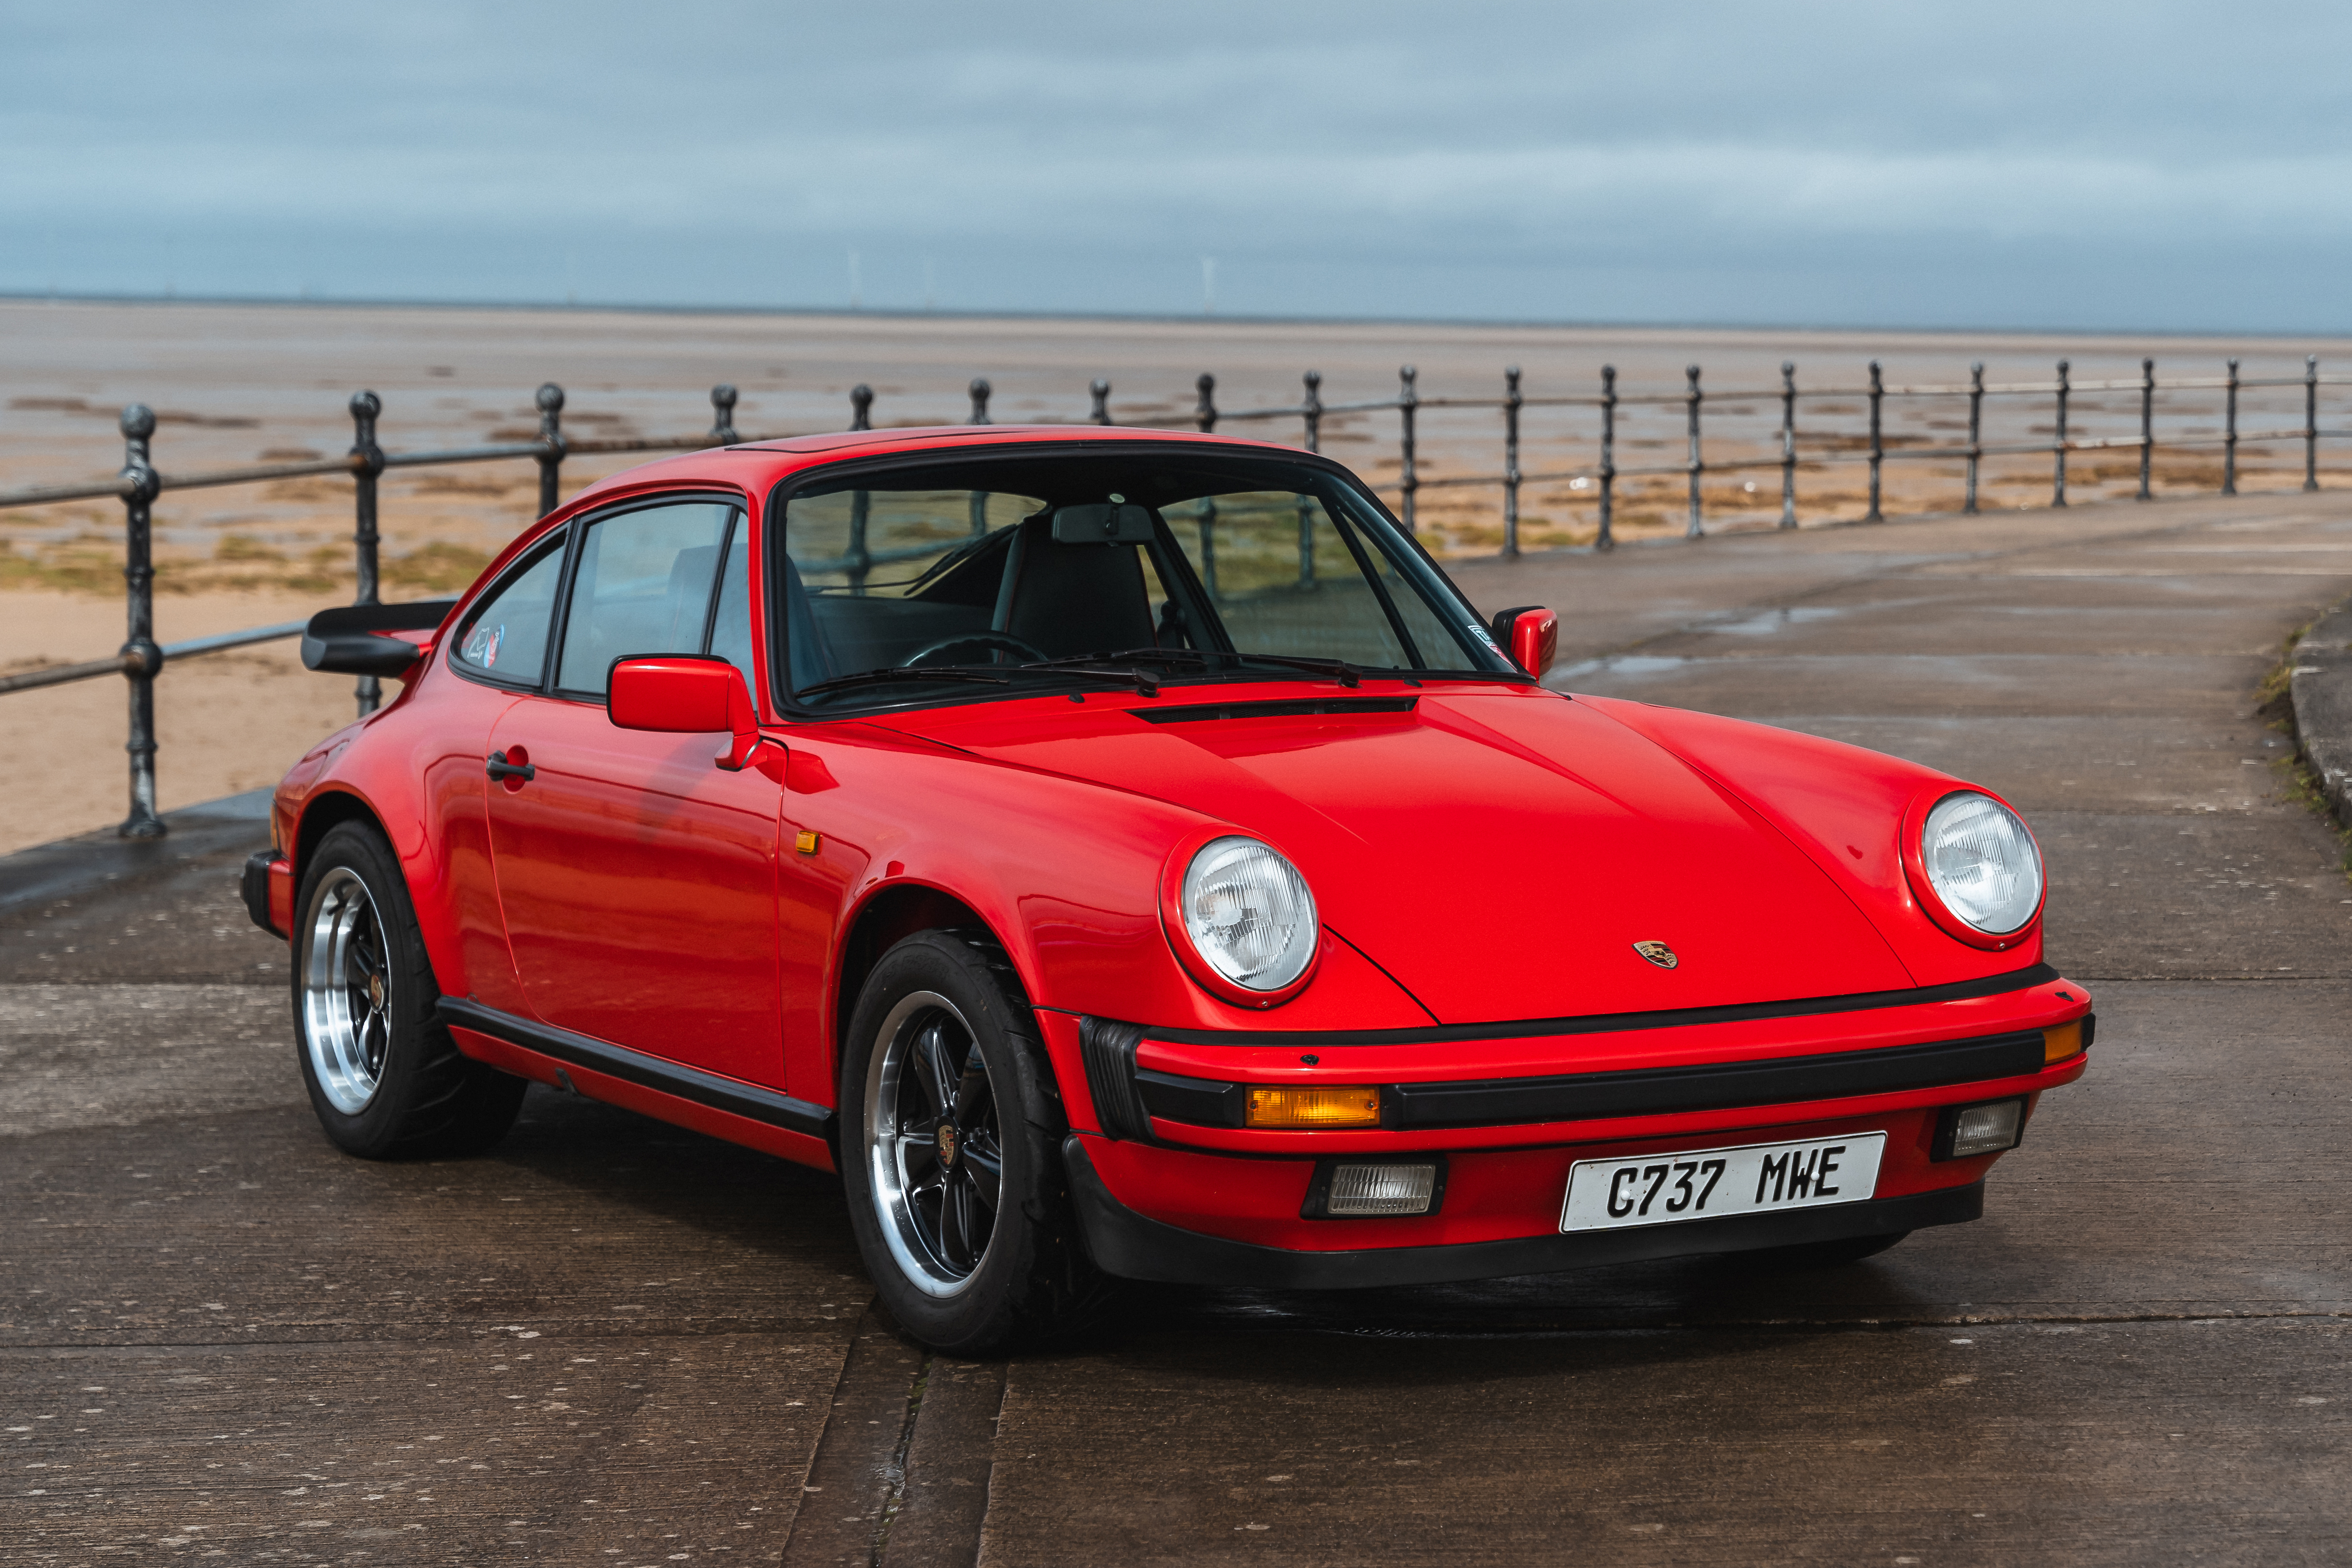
[911,1022,956,1120]
[941,1172,976,1270]
[962,1139,1002,1210]
[951,1057,993,1124]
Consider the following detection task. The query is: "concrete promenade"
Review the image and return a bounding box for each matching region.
[4,488,2351,1564]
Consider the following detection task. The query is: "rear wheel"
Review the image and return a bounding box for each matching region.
[293,821,525,1159]
[838,929,1105,1354]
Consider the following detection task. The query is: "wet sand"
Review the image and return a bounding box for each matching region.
[4,298,2347,852]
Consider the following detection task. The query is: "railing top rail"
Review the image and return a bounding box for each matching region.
[0,428,831,514]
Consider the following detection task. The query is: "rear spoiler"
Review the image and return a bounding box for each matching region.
[301,599,458,678]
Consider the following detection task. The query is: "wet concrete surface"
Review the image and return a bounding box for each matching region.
[6,488,2352,1563]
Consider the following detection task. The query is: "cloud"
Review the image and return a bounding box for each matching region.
[3,0,2348,327]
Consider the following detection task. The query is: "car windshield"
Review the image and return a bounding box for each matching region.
[775,447,1514,707]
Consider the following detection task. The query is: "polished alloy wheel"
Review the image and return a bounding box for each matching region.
[864,990,1004,1296]
[301,865,393,1115]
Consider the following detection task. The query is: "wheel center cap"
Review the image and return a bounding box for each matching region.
[935,1122,959,1170]
[366,974,385,1009]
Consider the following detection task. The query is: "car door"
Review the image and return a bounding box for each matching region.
[483,495,787,1088]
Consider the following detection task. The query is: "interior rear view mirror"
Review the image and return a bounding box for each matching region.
[1051,503,1155,545]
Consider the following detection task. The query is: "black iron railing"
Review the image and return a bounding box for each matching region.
[2,354,2342,838]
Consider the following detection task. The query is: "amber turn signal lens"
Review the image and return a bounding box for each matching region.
[2042,1021,2083,1063]
[1245,1085,1380,1128]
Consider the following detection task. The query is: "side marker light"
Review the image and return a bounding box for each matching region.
[2042,1017,2091,1063]
[1244,1085,1379,1128]
[794,830,821,855]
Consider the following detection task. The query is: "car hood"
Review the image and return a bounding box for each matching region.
[876,688,1917,1026]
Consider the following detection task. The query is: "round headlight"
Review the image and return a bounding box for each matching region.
[1180,836,1319,993]
[1921,792,2042,935]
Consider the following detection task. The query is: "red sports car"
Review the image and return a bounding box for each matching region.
[245,424,2089,1353]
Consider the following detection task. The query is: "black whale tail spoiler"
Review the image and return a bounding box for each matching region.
[301,599,458,678]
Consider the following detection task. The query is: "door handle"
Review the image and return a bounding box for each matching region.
[485,749,536,784]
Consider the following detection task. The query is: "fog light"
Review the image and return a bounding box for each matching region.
[1326,1162,1437,1215]
[1245,1085,1380,1128]
[1935,1097,2026,1160]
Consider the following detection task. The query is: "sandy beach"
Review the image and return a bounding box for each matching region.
[5,297,2348,853]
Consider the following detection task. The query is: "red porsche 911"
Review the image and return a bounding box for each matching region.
[245,424,2089,1353]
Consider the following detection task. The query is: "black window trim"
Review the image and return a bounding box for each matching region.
[543,488,749,706]
[445,524,577,696]
[759,438,1525,720]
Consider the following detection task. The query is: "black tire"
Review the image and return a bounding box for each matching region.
[292,821,526,1159]
[837,929,1107,1354]
[1743,1230,1911,1270]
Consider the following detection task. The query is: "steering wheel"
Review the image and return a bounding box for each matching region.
[900,631,1050,668]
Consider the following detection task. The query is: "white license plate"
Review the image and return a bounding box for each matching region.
[1559,1132,1885,1233]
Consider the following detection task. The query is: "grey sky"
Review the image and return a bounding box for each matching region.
[4,1,2348,329]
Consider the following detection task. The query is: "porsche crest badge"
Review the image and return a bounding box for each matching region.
[1632,941,1679,970]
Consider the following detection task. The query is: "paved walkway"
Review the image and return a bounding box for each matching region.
[5,490,2350,1565]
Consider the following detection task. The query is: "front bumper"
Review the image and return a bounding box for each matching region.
[1035,967,2090,1279]
[1065,1131,1983,1288]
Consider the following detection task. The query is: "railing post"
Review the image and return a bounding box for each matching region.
[534,382,565,517]
[2052,359,2069,509]
[1090,378,1112,426]
[966,381,991,535]
[1297,378,1324,585]
[2138,358,2155,501]
[1398,365,1419,536]
[1193,382,1221,595]
[1503,366,1522,559]
[1684,364,1704,538]
[1197,498,1220,601]
[118,404,165,839]
[2223,358,2240,495]
[708,383,738,445]
[348,391,386,717]
[1966,362,1985,514]
[1865,361,1884,523]
[1779,361,1798,529]
[1596,364,1617,552]
[2306,354,2320,492]
[850,383,873,431]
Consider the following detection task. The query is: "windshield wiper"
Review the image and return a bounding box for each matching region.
[1026,647,1363,687]
[795,666,1013,701]
[797,662,1162,703]
[1211,653,1363,688]
[1008,663,1161,696]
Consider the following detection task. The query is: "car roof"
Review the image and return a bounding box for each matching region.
[561,423,1316,509]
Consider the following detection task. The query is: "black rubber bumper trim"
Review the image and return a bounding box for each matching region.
[240,849,285,940]
[438,996,836,1143]
[1384,1029,2049,1130]
[1063,1133,1983,1289]
[1140,962,2061,1047]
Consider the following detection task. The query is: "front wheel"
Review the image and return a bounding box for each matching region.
[293,821,526,1159]
[838,929,1104,1354]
